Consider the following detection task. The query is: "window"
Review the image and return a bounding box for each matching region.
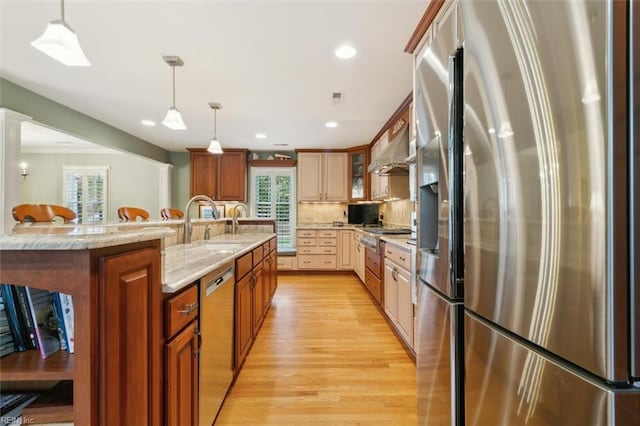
[250,167,296,249]
[63,166,109,224]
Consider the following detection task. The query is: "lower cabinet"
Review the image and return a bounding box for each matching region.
[99,245,162,426]
[165,321,199,426]
[164,284,200,426]
[352,232,365,282]
[338,230,354,270]
[297,229,338,270]
[383,244,414,349]
[235,237,278,371]
[235,271,253,370]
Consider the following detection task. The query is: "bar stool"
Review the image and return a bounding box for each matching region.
[117,207,150,221]
[161,208,184,220]
[12,204,77,223]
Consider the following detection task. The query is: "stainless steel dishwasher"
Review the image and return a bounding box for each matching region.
[199,262,234,425]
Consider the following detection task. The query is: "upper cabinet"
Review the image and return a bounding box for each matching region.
[297,152,348,202]
[188,149,248,202]
[348,146,369,202]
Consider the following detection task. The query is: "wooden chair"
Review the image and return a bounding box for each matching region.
[117,207,150,222]
[160,208,184,220]
[12,204,77,223]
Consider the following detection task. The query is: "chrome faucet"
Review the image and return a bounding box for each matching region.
[231,203,248,235]
[183,195,218,243]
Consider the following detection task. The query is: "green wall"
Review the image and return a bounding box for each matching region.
[0,78,170,163]
[170,152,190,211]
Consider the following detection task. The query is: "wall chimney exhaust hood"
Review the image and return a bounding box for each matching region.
[367,126,410,175]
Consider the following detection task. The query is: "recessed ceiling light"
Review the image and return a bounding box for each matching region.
[334,45,357,59]
[141,119,156,126]
[325,121,338,128]
[255,133,266,139]
[274,143,289,147]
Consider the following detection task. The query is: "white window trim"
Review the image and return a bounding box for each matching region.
[62,165,110,223]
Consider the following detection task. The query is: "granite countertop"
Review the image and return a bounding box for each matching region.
[1,224,274,294]
[162,232,275,293]
[297,223,359,230]
[380,234,415,249]
[0,225,175,250]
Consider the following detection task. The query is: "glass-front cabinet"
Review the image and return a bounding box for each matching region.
[348,146,369,202]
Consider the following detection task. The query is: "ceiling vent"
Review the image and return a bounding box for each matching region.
[331,92,344,104]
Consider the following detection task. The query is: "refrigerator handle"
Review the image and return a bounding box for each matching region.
[631,0,639,380]
[448,48,464,298]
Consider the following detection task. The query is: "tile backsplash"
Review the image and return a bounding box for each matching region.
[297,203,348,224]
[379,199,413,227]
[297,199,414,227]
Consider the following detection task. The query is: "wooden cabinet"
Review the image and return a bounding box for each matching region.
[188,148,248,201]
[363,241,384,305]
[234,270,253,370]
[348,146,369,201]
[277,255,295,270]
[164,285,199,426]
[165,320,199,426]
[383,243,414,349]
[297,229,338,269]
[338,230,353,270]
[297,152,348,201]
[234,238,277,371]
[99,246,162,426]
[263,238,278,302]
[251,261,265,335]
[0,240,162,425]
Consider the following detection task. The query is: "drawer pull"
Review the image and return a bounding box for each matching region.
[303,261,311,264]
[399,256,406,261]
[323,261,332,264]
[178,302,198,315]
[324,249,332,253]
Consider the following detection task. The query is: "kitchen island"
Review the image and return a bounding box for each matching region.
[0,220,276,425]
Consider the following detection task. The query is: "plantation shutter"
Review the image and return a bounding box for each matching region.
[250,167,296,249]
[63,166,109,224]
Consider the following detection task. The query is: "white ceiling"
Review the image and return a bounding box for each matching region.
[21,121,119,154]
[0,0,424,153]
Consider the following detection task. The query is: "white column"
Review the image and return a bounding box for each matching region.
[158,163,173,212]
[0,109,31,234]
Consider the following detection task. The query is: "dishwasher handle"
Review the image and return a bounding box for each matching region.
[204,266,234,297]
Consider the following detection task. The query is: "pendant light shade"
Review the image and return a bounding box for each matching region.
[31,1,90,66]
[163,107,187,130]
[207,103,224,154]
[162,56,187,130]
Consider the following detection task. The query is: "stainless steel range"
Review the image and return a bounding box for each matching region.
[360,227,412,252]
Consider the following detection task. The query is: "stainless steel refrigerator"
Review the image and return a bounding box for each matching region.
[416,0,640,424]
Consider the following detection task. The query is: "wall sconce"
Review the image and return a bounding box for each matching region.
[19,162,29,183]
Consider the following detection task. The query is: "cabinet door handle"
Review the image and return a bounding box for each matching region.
[193,326,202,358]
[178,302,199,315]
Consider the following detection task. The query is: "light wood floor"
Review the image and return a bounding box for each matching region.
[215,273,417,425]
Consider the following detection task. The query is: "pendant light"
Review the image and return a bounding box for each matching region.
[162,56,187,130]
[207,102,224,154]
[31,0,90,66]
